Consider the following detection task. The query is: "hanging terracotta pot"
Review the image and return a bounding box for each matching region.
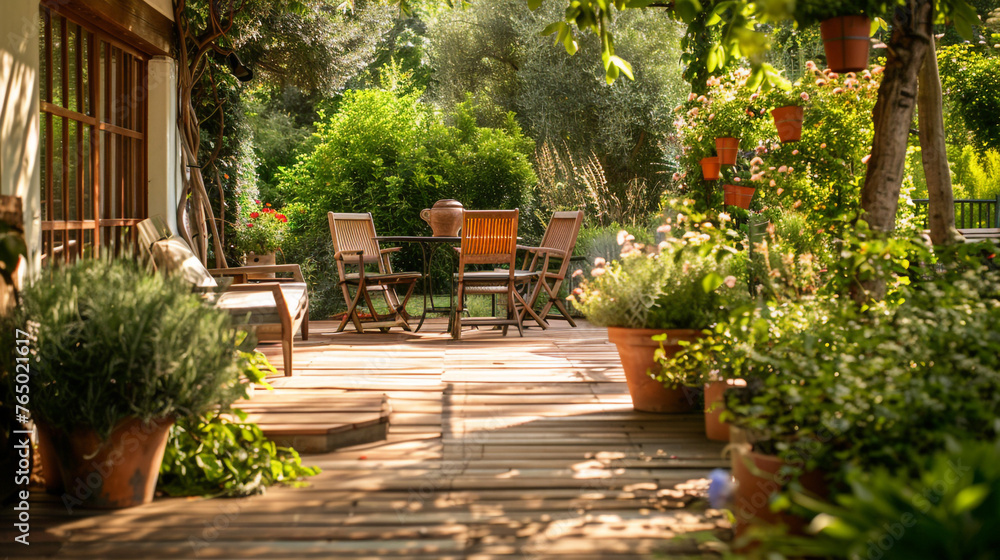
[771,106,804,143]
[700,156,721,180]
[704,378,747,441]
[715,137,739,165]
[606,327,700,413]
[820,16,871,73]
[37,417,174,509]
[723,184,756,210]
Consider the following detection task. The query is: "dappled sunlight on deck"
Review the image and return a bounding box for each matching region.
[5,318,731,559]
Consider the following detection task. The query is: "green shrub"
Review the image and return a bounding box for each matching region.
[277,85,537,317]
[939,45,1000,152]
[754,439,1000,560]
[22,256,246,439]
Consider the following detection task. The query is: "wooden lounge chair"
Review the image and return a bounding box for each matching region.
[328,212,420,333]
[516,210,584,328]
[136,217,308,376]
[452,209,544,340]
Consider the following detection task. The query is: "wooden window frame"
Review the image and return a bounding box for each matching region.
[39,5,149,263]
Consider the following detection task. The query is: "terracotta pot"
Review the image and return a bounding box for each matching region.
[820,16,871,73]
[243,251,276,279]
[771,106,804,143]
[731,447,827,540]
[700,156,721,180]
[606,327,701,413]
[420,199,464,237]
[37,417,174,509]
[723,184,756,210]
[704,378,746,441]
[715,137,740,165]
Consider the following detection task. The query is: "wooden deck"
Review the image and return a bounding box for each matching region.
[4,319,731,559]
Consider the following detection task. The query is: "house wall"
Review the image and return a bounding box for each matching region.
[0,0,42,276]
[0,0,179,273]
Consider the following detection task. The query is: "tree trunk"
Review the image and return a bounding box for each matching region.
[917,32,962,245]
[856,0,933,300]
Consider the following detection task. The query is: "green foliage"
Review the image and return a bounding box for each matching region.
[673,64,880,220]
[429,0,686,221]
[719,264,1000,483]
[159,410,321,497]
[570,202,746,328]
[21,256,246,439]
[951,145,1000,199]
[753,439,1000,560]
[277,83,537,318]
[938,44,1000,152]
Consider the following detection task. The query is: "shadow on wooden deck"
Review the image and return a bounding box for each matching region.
[2,319,732,559]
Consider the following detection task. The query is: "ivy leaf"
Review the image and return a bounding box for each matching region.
[702,271,724,293]
[952,484,989,514]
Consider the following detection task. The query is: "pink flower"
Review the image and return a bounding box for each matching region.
[769,180,777,187]
[751,173,765,181]
[805,60,817,70]
[778,165,788,173]
[688,107,700,117]
[800,92,810,101]
[787,167,794,173]
[872,66,884,75]
[792,149,799,155]
[672,173,682,181]
[590,267,606,277]
[828,72,839,80]
[723,275,737,289]
[733,177,741,182]
[750,157,764,166]
[833,87,844,94]
[862,154,872,164]
[688,93,698,101]
[820,143,827,149]
[594,257,607,267]
[760,108,767,115]
[572,269,583,278]
[697,95,707,103]
[816,79,828,86]
[708,113,715,121]
[777,187,784,195]
[750,93,759,101]
[769,166,776,171]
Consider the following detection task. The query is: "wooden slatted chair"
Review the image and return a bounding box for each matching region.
[452,209,545,340]
[328,212,420,333]
[516,210,584,328]
[136,216,308,376]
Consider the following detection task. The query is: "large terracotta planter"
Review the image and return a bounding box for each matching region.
[723,184,756,210]
[606,327,701,413]
[820,16,871,73]
[243,251,276,279]
[704,378,746,441]
[770,106,804,143]
[700,157,721,180]
[38,417,174,509]
[420,199,464,237]
[715,137,740,165]
[731,446,827,539]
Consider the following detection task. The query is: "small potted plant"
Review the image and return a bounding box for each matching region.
[722,166,759,210]
[709,95,753,165]
[767,89,810,143]
[569,202,743,413]
[235,200,288,267]
[792,2,882,73]
[22,256,249,509]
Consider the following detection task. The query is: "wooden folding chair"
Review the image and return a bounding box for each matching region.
[452,209,545,340]
[517,210,584,327]
[328,212,420,333]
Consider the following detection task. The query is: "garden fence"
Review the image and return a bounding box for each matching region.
[910,196,1000,229]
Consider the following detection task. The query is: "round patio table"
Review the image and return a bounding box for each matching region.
[373,236,460,332]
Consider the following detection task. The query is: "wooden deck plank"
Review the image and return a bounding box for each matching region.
[7,319,730,558]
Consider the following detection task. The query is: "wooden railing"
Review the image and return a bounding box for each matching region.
[910,196,1000,229]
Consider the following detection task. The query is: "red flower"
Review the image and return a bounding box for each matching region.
[246,223,254,228]
[250,212,260,219]
[277,214,288,222]
[254,199,261,204]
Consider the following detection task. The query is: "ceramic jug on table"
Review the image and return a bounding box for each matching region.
[420,199,463,237]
